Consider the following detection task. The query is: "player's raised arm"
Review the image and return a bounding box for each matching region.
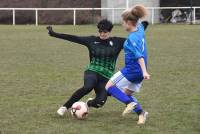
[46,26,93,46]
[141,21,149,30]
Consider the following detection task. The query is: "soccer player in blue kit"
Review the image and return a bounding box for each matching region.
[106,5,150,125]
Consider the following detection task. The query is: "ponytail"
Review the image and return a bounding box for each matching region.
[122,5,148,24]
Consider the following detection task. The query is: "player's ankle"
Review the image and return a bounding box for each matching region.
[136,110,143,116]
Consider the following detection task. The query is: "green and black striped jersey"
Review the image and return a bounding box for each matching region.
[86,37,125,78]
[49,32,125,79]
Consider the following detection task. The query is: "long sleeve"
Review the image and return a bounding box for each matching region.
[114,37,126,49]
[49,31,94,47]
[141,21,149,31]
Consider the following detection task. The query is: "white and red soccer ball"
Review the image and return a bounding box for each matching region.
[71,102,89,119]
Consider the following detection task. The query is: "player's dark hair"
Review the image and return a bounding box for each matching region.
[97,19,113,32]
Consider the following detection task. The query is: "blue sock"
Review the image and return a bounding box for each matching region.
[107,86,132,104]
[128,96,143,115]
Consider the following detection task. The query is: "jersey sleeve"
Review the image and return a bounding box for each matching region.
[115,37,126,49]
[127,39,144,59]
[141,21,149,31]
[49,31,94,47]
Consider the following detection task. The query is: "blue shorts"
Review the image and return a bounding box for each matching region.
[121,67,144,83]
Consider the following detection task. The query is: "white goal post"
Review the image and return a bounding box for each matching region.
[0,7,199,26]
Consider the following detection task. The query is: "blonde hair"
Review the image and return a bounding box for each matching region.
[122,5,148,24]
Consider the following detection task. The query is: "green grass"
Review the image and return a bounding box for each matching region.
[0,25,199,134]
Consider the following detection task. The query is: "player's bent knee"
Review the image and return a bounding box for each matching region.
[105,80,114,90]
[124,89,134,96]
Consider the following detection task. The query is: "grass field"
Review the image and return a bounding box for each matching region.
[0,25,200,134]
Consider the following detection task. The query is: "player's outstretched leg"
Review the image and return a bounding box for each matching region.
[57,86,93,116]
[57,71,97,116]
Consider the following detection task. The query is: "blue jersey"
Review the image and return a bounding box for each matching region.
[121,23,148,83]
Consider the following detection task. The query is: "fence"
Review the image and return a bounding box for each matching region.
[0,7,200,25]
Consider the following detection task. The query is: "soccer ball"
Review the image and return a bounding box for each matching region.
[71,102,89,119]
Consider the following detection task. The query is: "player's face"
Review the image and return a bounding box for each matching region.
[122,20,135,32]
[99,30,110,40]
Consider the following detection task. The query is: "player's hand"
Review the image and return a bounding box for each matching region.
[143,72,150,80]
[46,26,53,35]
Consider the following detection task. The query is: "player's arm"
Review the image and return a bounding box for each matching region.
[141,21,149,31]
[116,37,126,49]
[128,39,150,80]
[138,58,150,80]
[47,26,92,46]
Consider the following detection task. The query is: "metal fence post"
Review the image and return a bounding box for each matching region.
[73,9,76,26]
[13,8,15,25]
[112,9,115,24]
[126,0,129,9]
[151,8,154,24]
[193,7,196,24]
[35,9,38,26]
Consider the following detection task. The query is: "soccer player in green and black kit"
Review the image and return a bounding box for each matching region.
[46,19,149,116]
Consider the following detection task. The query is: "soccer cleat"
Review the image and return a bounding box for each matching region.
[86,98,94,107]
[137,111,149,125]
[122,102,137,116]
[57,106,67,116]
